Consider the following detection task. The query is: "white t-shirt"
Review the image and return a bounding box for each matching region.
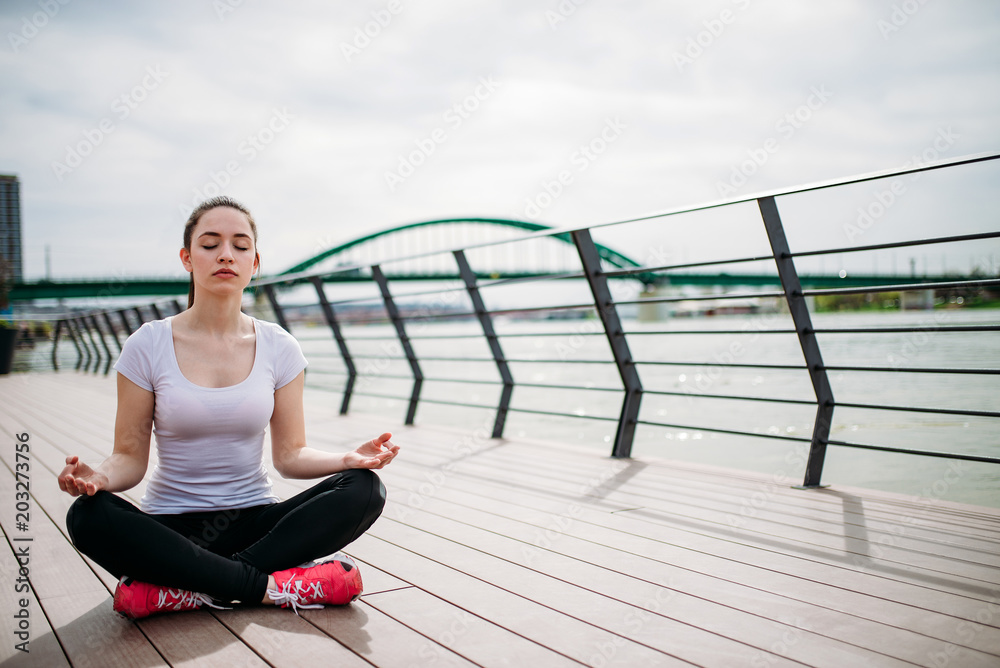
[113,316,308,514]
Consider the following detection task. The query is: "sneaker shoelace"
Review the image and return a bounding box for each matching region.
[267,579,325,615]
[155,587,229,612]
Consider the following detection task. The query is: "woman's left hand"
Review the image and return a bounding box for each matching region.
[344,432,399,470]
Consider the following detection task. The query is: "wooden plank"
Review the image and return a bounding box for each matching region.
[352,559,412,596]
[302,599,480,668]
[377,458,1000,655]
[135,612,271,668]
[6,372,1000,668]
[0,378,114,461]
[352,524,801,668]
[362,586,588,668]
[379,500,936,668]
[0,411,293,668]
[389,420,1000,534]
[379,473,1000,667]
[383,417,1000,545]
[379,450,1000,612]
[471,442,1000,544]
[411,454,1000,592]
[346,533,696,667]
[417,446,1000,573]
[0,416,152,597]
[30,447,384,668]
[0,462,168,668]
[2,384,505,667]
[382,439,1000,559]
[0,523,71,667]
[211,607,372,668]
[267,475,687,667]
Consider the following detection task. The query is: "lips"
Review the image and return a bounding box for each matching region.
[214,269,237,277]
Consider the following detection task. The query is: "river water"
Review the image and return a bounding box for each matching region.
[22,308,999,507]
[297,308,1000,508]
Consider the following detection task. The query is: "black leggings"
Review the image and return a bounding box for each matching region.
[66,469,386,604]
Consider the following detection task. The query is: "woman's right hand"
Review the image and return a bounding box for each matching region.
[58,456,109,497]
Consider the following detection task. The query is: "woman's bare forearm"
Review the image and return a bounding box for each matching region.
[95,452,149,492]
[274,433,397,479]
[274,446,348,480]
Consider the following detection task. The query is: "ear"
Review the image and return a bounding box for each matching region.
[179,247,193,273]
[254,252,260,274]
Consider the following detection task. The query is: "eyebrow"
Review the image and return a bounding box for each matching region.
[197,231,252,240]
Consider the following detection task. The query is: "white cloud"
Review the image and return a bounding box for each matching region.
[1,0,998,280]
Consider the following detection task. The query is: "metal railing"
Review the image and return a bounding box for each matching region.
[37,151,1000,488]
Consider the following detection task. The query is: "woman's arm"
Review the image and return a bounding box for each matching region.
[270,371,399,479]
[58,373,153,496]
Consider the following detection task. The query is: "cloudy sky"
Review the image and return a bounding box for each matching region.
[1,0,999,282]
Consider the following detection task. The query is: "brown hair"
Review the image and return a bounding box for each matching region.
[183,196,259,308]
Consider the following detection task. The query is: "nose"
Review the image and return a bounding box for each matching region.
[218,244,235,263]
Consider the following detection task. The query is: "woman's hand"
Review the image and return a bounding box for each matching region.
[58,455,110,497]
[343,433,399,470]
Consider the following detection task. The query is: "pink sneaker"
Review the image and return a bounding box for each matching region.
[113,577,226,620]
[268,553,363,614]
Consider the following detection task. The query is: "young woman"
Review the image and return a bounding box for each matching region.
[58,196,399,619]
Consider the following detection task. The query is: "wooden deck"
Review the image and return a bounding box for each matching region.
[1,372,999,667]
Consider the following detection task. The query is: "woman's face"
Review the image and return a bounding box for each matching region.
[181,206,259,297]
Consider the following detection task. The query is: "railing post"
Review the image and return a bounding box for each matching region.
[51,320,63,371]
[263,284,291,332]
[309,276,357,415]
[572,229,643,458]
[171,299,184,315]
[371,265,423,425]
[758,196,835,488]
[66,319,85,370]
[149,302,164,321]
[74,317,96,371]
[102,311,122,350]
[132,306,145,325]
[88,314,114,375]
[454,250,514,438]
[117,309,134,336]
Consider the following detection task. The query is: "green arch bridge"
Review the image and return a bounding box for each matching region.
[7,217,960,301]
